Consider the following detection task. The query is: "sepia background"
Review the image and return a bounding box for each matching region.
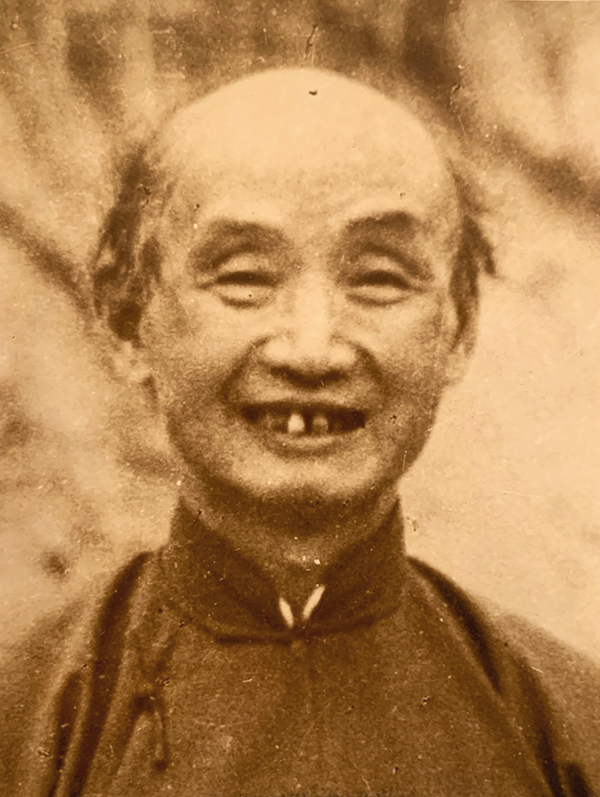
[1,0,600,658]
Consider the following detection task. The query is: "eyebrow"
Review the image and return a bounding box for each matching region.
[342,211,434,282]
[186,219,286,266]
[343,211,417,236]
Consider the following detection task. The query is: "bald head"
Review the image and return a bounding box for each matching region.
[146,69,458,244]
[93,68,492,340]
[158,68,450,186]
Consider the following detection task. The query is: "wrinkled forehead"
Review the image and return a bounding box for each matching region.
[150,69,460,243]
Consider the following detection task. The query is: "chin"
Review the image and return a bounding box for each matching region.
[207,454,393,515]
[175,421,414,515]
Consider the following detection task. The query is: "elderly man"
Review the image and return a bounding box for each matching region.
[1,67,599,797]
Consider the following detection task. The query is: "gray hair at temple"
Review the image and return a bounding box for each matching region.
[92,74,495,344]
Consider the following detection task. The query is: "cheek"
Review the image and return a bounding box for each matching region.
[368,299,455,473]
[368,296,454,402]
[142,291,248,409]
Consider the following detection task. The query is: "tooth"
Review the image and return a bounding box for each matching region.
[287,412,306,435]
[263,411,288,433]
[311,412,330,435]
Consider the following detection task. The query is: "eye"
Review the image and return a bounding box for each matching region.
[348,252,413,305]
[210,252,277,307]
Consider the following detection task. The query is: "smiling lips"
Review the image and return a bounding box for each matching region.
[241,405,366,436]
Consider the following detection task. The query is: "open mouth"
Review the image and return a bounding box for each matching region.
[241,405,366,437]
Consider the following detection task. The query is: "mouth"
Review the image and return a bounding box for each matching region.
[240,404,366,437]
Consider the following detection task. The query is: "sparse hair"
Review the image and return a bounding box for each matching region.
[92,120,495,344]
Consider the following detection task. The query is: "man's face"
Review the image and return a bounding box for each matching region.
[138,70,470,510]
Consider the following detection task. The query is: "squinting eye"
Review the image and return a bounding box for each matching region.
[211,253,277,307]
[349,255,412,305]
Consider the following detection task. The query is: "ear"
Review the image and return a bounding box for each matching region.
[112,339,153,386]
[443,290,478,387]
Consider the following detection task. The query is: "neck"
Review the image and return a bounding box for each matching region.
[178,477,400,606]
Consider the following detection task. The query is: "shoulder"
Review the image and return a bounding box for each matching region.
[0,552,154,795]
[408,557,600,792]
[0,551,154,684]
[485,601,600,785]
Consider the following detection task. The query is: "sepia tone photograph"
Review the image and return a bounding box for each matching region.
[1,0,600,794]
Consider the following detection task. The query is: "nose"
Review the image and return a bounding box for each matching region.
[258,278,356,383]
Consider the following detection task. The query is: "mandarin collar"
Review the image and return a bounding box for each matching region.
[157,500,407,642]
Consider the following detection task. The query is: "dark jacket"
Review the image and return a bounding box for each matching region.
[1,504,599,796]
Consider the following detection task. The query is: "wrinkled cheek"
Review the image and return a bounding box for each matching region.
[382,374,443,477]
[152,345,229,426]
[375,311,452,472]
[380,313,451,405]
[383,361,443,443]
[144,293,239,411]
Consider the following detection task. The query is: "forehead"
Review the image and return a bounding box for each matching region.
[153,69,460,249]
